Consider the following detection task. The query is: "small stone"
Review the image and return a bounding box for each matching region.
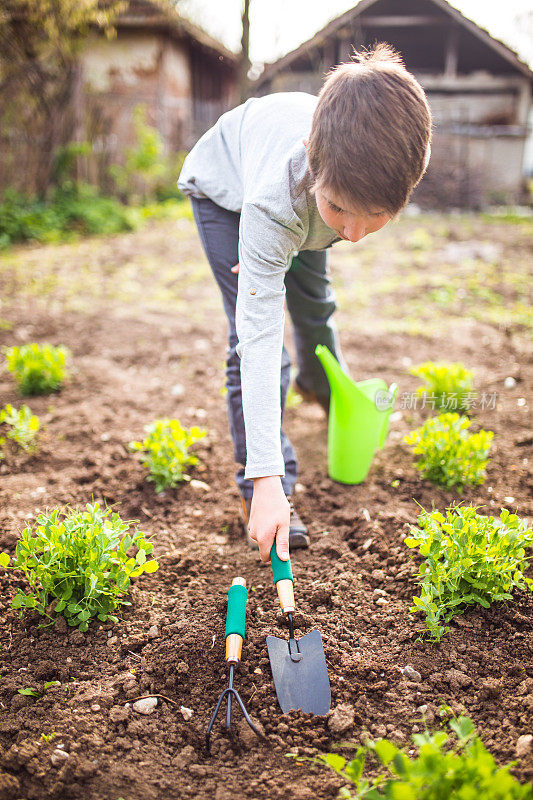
[375,598,388,606]
[177,661,189,674]
[373,588,387,597]
[327,703,355,735]
[109,705,130,723]
[90,704,101,712]
[148,625,160,639]
[171,383,185,397]
[504,377,516,389]
[106,636,118,647]
[503,496,515,504]
[254,668,262,674]
[516,734,533,758]
[133,697,158,715]
[180,705,193,720]
[190,479,210,491]
[404,665,422,683]
[50,749,70,767]
[294,483,306,493]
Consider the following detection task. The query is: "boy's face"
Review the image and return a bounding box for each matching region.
[314,185,391,243]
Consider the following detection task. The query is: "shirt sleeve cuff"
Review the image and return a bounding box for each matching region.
[244,462,286,480]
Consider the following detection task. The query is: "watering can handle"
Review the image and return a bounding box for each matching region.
[270,546,295,614]
[225,577,248,662]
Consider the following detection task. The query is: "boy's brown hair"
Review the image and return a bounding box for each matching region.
[307,43,432,216]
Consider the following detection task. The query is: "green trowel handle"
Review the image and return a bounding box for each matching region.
[270,545,293,583]
[270,546,295,614]
[224,578,248,640]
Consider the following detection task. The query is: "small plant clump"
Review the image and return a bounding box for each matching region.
[130,418,207,493]
[0,503,158,631]
[405,505,533,642]
[5,342,70,395]
[410,360,475,413]
[0,403,40,458]
[309,716,532,799]
[403,412,493,491]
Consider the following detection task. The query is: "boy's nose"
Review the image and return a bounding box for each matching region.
[343,220,366,242]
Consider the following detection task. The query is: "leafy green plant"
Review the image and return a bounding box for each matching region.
[0,403,40,457]
[18,681,60,698]
[410,361,475,413]
[130,418,207,493]
[306,716,531,799]
[5,342,70,395]
[403,412,493,491]
[405,505,533,641]
[0,503,158,631]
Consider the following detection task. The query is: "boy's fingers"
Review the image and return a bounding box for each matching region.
[275,523,290,562]
[258,533,275,563]
[230,263,239,273]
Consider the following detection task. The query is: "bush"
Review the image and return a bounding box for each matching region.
[0,404,40,457]
[0,503,158,631]
[309,716,532,799]
[410,361,475,413]
[403,412,492,491]
[129,419,207,493]
[405,505,533,641]
[5,342,70,395]
[0,184,135,248]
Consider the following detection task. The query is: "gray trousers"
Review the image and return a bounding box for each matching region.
[191,196,344,499]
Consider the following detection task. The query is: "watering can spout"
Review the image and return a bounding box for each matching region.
[314,345,354,411]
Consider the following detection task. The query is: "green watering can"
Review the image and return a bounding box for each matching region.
[315,344,398,484]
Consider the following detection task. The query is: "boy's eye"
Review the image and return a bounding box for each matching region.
[328,201,343,213]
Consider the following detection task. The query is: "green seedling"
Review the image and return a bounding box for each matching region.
[405,505,533,642]
[0,403,40,458]
[303,716,532,799]
[5,342,70,395]
[18,681,60,699]
[0,502,158,631]
[410,361,475,413]
[130,418,207,493]
[403,412,493,491]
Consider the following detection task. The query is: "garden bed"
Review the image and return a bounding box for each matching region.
[0,212,531,799]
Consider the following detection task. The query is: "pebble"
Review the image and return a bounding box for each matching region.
[373,588,387,597]
[133,697,158,715]
[90,704,101,712]
[404,665,422,683]
[148,625,160,639]
[50,749,70,767]
[375,598,388,606]
[190,479,210,491]
[177,661,189,674]
[106,636,118,647]
[504,377,516,389]
[516,734,533,758]
[171,383,185,397]
[180,705,193,720]
[327,703,355,735]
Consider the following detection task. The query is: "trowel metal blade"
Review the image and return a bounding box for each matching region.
[266,629,331,715]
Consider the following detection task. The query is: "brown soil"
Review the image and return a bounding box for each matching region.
[0,214,532,800]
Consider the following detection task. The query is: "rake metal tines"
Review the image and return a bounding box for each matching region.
[205,577,263,752]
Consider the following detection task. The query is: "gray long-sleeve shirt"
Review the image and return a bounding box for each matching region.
[178,92,339,479]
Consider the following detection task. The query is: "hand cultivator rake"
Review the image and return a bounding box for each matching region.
[205,577,263,752]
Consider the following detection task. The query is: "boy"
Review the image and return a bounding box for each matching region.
[178,44,432,564]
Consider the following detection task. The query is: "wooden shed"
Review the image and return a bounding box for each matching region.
[254,0,533,207]
[79,0,238,164]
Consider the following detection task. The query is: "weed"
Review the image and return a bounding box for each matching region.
[5,342,70,395]
[405,505,533,641]
[410,361,475,413]
[304,716,531,799]
[0,502,158,631]
[130,419,207,493]
[403,412,492,491]
[0,404,39,457]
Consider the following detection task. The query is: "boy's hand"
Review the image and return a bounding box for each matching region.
[249,476,290,563]
[231,263,239,273]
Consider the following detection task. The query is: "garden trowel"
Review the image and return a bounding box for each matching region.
[266,547,331,715]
